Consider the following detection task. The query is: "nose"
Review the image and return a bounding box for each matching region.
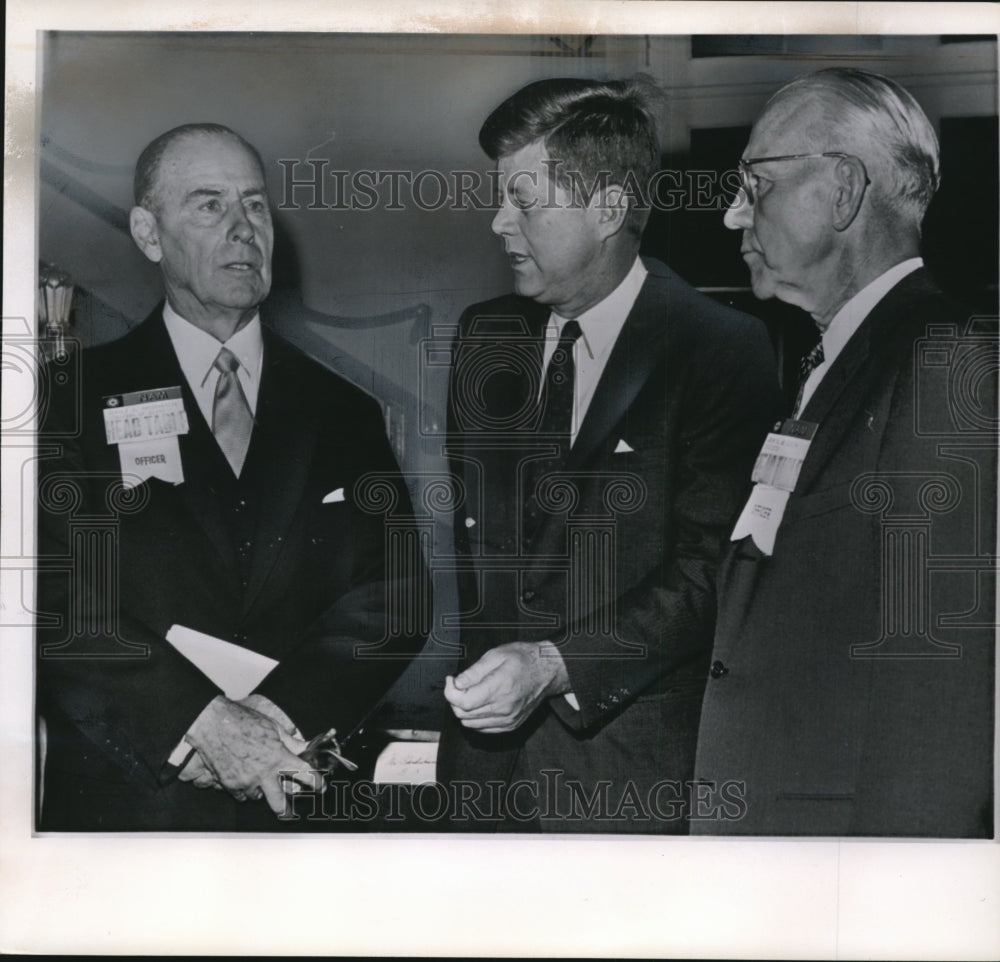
[228,204,255,243]
[724,189,753,231]
[491,198,515,237]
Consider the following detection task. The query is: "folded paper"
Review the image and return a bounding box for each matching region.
[165,624,277,700]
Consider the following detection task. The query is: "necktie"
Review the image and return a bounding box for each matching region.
[538,319,583,442]
[212,346,254,476]
[524,320,583,530]
[792,340,825,416]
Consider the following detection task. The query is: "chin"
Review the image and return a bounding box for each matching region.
[222,284,269,308]
[511,278,542,301]
[748,276,776,302]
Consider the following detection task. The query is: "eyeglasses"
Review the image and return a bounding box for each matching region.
[736,152,870,207]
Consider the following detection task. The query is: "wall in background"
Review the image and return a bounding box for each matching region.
[40,32,997,334]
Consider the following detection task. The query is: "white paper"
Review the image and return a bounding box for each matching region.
[729,483,791,556]
[372,740,439,785]
[165,624,277,699]
[117,437,185,487]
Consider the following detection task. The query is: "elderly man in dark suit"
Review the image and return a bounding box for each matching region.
[438,78,781,832]
[694,68,997,837]
[37,123,428,831]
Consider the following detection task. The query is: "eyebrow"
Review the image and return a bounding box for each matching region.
[185,186,267,201]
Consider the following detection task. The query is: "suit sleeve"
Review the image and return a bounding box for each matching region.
[253,391,430,740]
[553,315,783,731]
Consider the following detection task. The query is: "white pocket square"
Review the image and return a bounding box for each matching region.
[322,487,345,504]
[614,439,634,454]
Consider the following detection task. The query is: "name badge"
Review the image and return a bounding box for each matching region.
[103,387,188,487]
[103,386,189,444]
[750,418,818,492]
[731,419,819,555]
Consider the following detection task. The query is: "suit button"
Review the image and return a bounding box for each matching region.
[521,589,536,602]
[710,660,729,679]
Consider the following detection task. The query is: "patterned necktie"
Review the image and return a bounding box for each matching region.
[792,340,825,416]
[212,346,254,476]
[538,319,584,442]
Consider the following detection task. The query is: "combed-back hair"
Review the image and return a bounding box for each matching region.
[771,68,940,224]
[480,77,662,238]
[133,123,266,212]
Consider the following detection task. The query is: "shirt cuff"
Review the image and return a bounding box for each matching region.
[167,699,219,768]
[167,695,305,772]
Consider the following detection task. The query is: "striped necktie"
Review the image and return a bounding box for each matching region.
[792,341,825,416]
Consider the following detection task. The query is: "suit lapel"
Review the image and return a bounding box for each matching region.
[124,313,242,579]
[565,271,666,472]
[793,268,934,494]
[239,330,320,615]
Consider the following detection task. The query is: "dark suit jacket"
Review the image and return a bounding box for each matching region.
[694,268,997,837]
[37,310,428,831]
[437,259,782,832]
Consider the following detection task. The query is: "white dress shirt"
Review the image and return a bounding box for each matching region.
[162,302,263,427]
[796,257,923,415]
[540,256,648,445]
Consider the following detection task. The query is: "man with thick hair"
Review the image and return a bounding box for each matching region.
[37,123,428,831]
[439,78,781,832]
[694,68,997,836]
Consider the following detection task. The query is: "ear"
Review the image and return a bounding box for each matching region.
[592,183,629,241]
[129,206,163,264]
[831,156,869,232]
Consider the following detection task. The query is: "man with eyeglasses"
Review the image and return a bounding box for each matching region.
[693,68,997,837]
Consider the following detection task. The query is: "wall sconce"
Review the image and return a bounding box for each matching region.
[38,263,74,360]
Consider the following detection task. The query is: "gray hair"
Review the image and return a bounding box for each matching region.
[771,67,940,224]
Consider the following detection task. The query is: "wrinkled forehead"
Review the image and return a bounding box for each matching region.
[746,90,830,159]
[155,132,265,192]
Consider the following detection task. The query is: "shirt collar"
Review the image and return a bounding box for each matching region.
[821,257,924,360]
[161,301,263,389]
[548,256,647,355]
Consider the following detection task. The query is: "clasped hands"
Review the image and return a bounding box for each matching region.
[179,640,570,812]
[444,640,571,733]
[177,693,324,814]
